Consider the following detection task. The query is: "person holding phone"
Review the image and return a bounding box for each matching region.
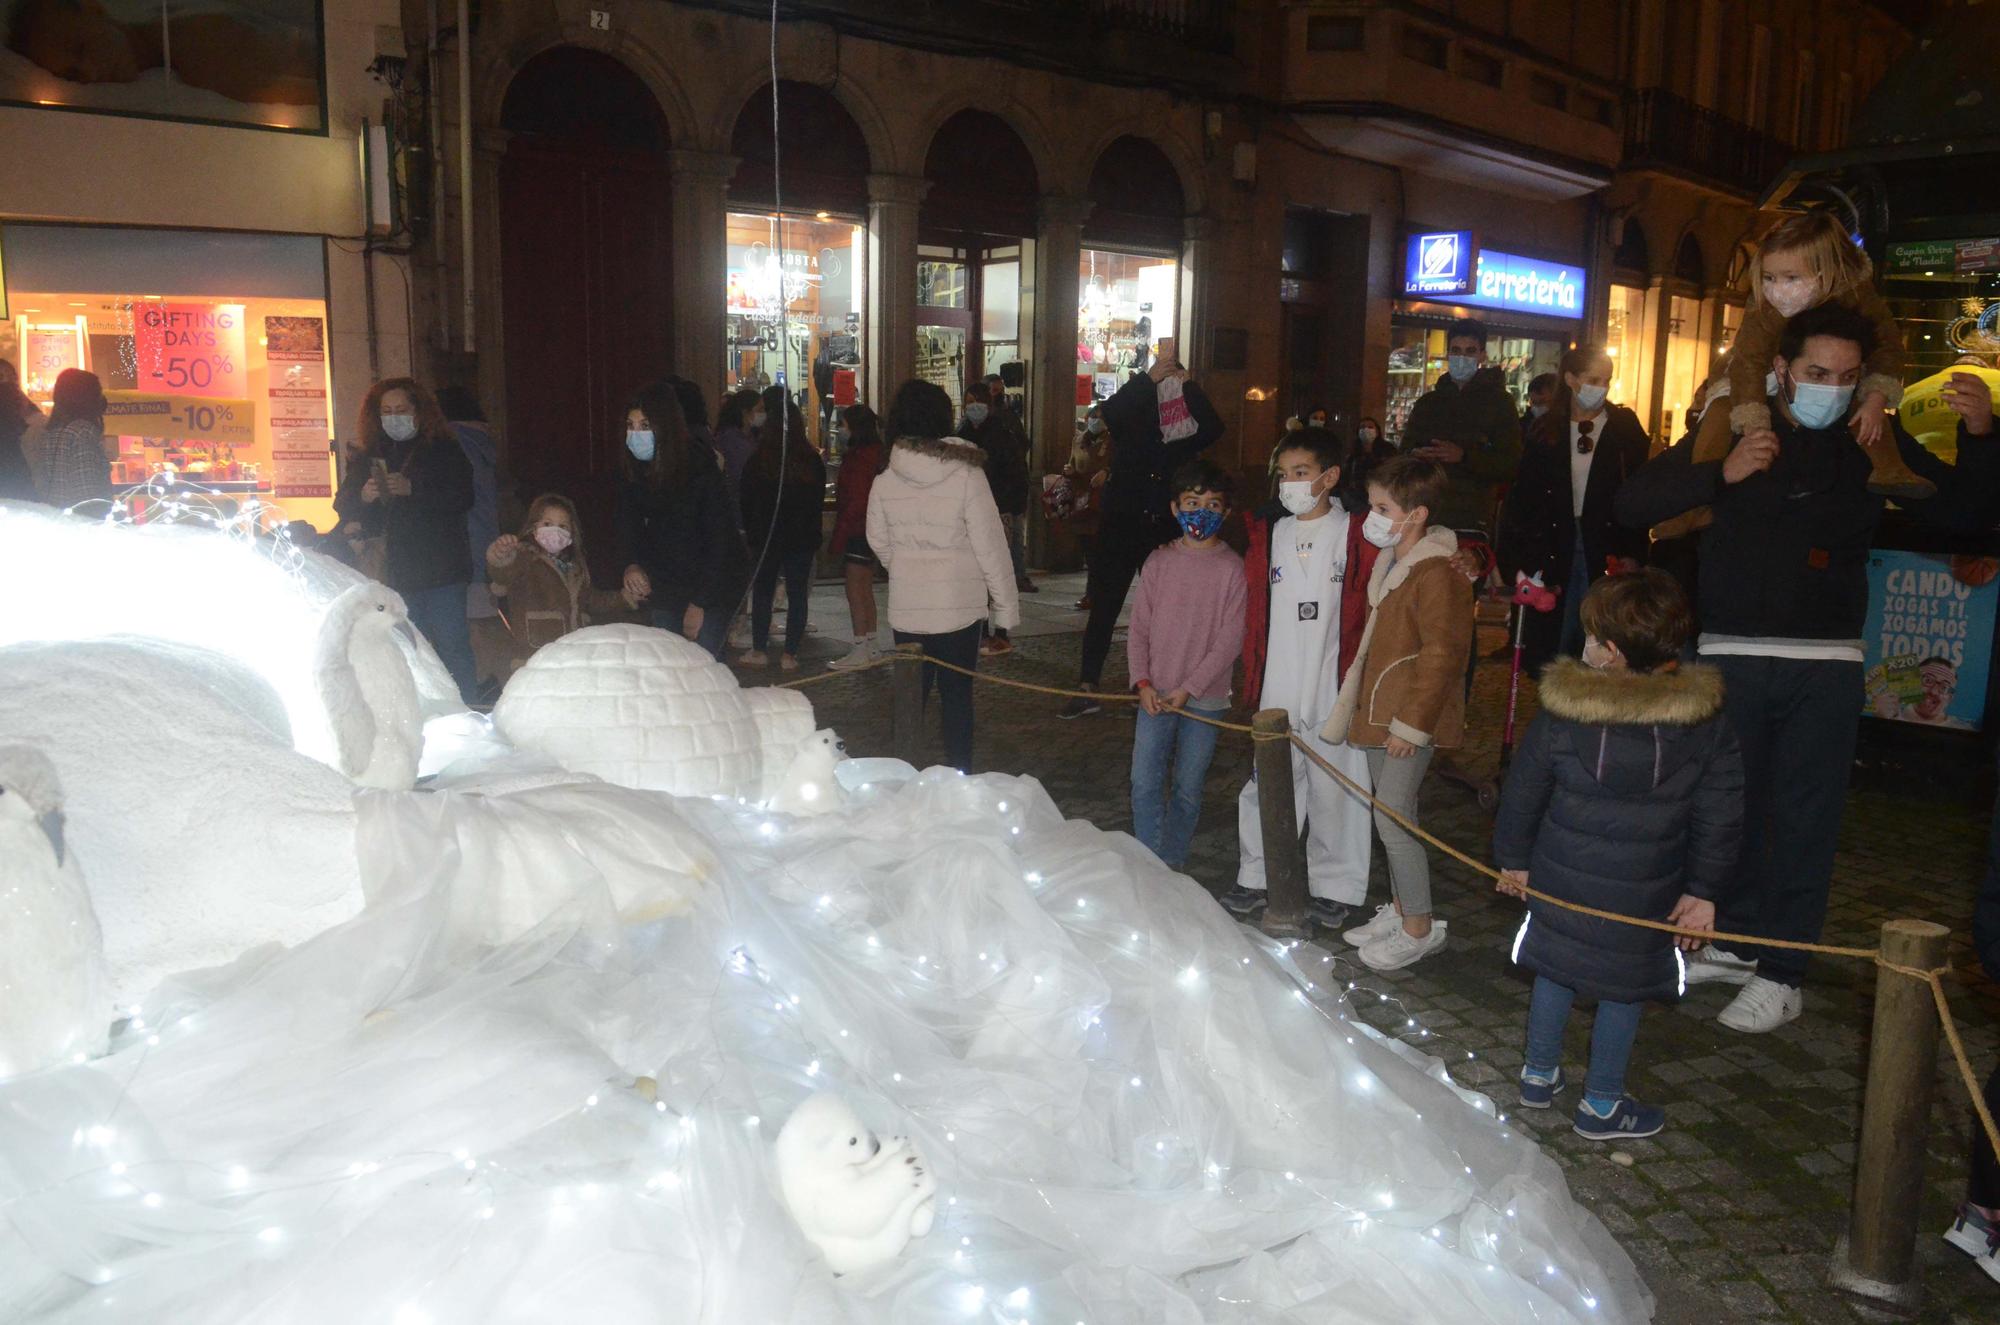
[333,377,478,702]
[1059,337,1227,719]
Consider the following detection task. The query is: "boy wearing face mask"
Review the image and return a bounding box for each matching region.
[1222,436,1383,924]
[1400,318,1523,539]
[1321,456,1474,971]
[1124,461,1247,870]
[1492,570,1741,1140]
[486,494,648,675]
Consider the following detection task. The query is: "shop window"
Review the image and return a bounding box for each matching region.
[1,224,336,525]
[1384,324,1442,445]
[1077,249,1178,421]
[1605,284,1649,432]
[724,211,866,448]
[1661,294,1708,443]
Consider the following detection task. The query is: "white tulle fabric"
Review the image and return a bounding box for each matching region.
[0,765,1649,1324]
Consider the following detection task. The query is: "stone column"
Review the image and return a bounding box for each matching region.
[1180,215,1218,379]
[1033,195,1094,478]
[866,173,930,414]
[667,149,739,397]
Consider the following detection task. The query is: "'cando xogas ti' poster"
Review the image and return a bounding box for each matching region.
[1862,550,2000,731]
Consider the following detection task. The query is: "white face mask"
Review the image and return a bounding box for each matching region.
[1278,479,1322,516]
[1529,403,1549,419]
[533,524,574,555]
[1762,273,1819,319]
[1573,383,1609,412]
[1582,636,1618,670]
[1786,375,1857,430]
[380,412,417,443]
[965,404,989,426]
[749,410,767,430]
[1361,510,1405,548]
[1357,426,1378,443]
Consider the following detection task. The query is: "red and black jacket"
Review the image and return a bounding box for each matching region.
[1240,497,1380,712]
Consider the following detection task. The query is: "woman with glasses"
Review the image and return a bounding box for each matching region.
[1498,344,1651,670]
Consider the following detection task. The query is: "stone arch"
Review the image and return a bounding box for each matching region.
[1083,135,1190,252]
[476,23,696,147]
[1672,231,1707,287]
[905,95,1062,202]
[1612,218,1650,279]
[709,66,897,186]
[1075,123,1208,219]
[921,109,1042,238]
[728,81,874,214]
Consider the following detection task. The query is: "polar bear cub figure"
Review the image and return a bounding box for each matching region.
[773,1091,937,1275]
[770,730,846,818]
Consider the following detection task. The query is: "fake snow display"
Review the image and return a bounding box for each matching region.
[0,746,107,1079]
[0,503,1652,1323]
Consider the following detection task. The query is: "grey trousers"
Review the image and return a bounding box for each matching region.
[1364,745,1437,917]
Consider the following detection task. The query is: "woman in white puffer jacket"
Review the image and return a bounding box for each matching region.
[865,380,1021,771]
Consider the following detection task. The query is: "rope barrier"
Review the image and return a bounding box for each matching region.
[787,646,2000,1160]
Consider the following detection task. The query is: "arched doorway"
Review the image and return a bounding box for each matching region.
[919,111,1039,414]
[726,82,872,450]
[498,48,672,581]
[1080,137,1186,425]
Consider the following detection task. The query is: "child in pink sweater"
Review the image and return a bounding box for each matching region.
[1127,460,1248,869]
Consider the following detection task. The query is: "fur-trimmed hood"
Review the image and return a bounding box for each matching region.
[1537,659,1724,727]
[888,434,986,487]
[1537,659,1728,796]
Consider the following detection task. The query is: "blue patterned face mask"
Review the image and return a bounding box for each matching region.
[1177,508,1224,541]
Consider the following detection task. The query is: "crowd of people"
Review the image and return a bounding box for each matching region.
[9,213,2000,1246]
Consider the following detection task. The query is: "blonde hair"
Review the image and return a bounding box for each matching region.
[1746,211,1873,310]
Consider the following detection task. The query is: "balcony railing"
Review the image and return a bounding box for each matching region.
[1624,88,1795,196]
[1085,0,1231,43]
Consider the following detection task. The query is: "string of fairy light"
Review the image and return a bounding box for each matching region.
[47,774,1609,1320]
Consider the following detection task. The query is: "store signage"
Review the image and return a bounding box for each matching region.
[1402,231,1476,297]
[266,315,332,499]
[1956,238,2000,273]
[1862,550,2000,731]
[1456,249,1587,320]
[135,302,248,399]
[1886,240,1957,274]
[104,392,256,445]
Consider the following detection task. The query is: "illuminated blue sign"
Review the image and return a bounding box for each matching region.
[1458,249,1587,320]
[1403,231,1475,296]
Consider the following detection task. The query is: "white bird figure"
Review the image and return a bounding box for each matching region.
[770,730,846,817]
[0,745,109,1079]
[315,582,423,790]
[773,1092,937,1275]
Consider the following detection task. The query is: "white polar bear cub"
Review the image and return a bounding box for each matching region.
[770,730,846,817]
[773,1092,938,1275]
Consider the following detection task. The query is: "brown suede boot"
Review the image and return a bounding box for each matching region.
[1862,426,1935,500]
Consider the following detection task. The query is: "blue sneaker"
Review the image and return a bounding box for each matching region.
[1572,1097,1665,1141]
[1518,1066,1565,1110]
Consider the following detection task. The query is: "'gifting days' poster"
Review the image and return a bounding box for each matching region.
[1862,550,2000,731]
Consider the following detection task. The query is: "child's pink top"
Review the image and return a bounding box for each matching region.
[1126,540,1248,703]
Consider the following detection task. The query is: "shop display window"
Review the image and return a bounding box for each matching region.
[1659,294,1708,443]
[1880,252,2000,461]
[1605,284,1649,431]
[1076,249,1177,421]
[725,211,865,449]
[5,289,335,523]
[1384,320,1559,444]
[916,253,970,413]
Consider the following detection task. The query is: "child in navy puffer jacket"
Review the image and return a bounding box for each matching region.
[1493,568,1744,1142]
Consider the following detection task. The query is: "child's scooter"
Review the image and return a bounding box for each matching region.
[1491,571,1563,806]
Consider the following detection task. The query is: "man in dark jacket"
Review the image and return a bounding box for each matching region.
[963,380,1034,596]
[1060,352,1224,717]
[1614,303,2000,1034]
[1401,318,1523,538]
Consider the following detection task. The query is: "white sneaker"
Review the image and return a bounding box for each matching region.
[1341,904,1402,949]
[1943,1205,2000,1285]
[1716,976,1802,1033]
[1683,944,1759,987]
[1358,921,1447,971]
[826,640,875,671]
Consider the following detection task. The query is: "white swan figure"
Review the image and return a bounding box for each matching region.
[316,583,423,791]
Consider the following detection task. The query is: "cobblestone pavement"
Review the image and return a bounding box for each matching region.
[740,573,2000,1324]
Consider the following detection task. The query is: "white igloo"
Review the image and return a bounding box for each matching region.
[493,625,815,802]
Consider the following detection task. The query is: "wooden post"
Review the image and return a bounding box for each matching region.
[1251,709,1310,939]
[891,642,925,767]
[1829,917,1951,1314]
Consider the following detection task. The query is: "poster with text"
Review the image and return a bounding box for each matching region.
[1862,550,2000,731]
[135,302,246,399]
[0,1,324,131]
[265,314,330,499]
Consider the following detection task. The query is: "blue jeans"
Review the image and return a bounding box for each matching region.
[405,583,476,703]
[1558,535,1590,658]
[1130,702,1226,870]
[651,603,731,661]
[1524,975,1643,1102]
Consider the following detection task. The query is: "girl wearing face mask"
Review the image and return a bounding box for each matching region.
[617,379,750,661]
[486,494,648,675]
[334,377,478,701]
[1655,210,1918,546]
[1497,345,1651,669]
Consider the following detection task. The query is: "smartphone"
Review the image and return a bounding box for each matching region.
[1155,335,1178,369]
[370,458,389,492]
